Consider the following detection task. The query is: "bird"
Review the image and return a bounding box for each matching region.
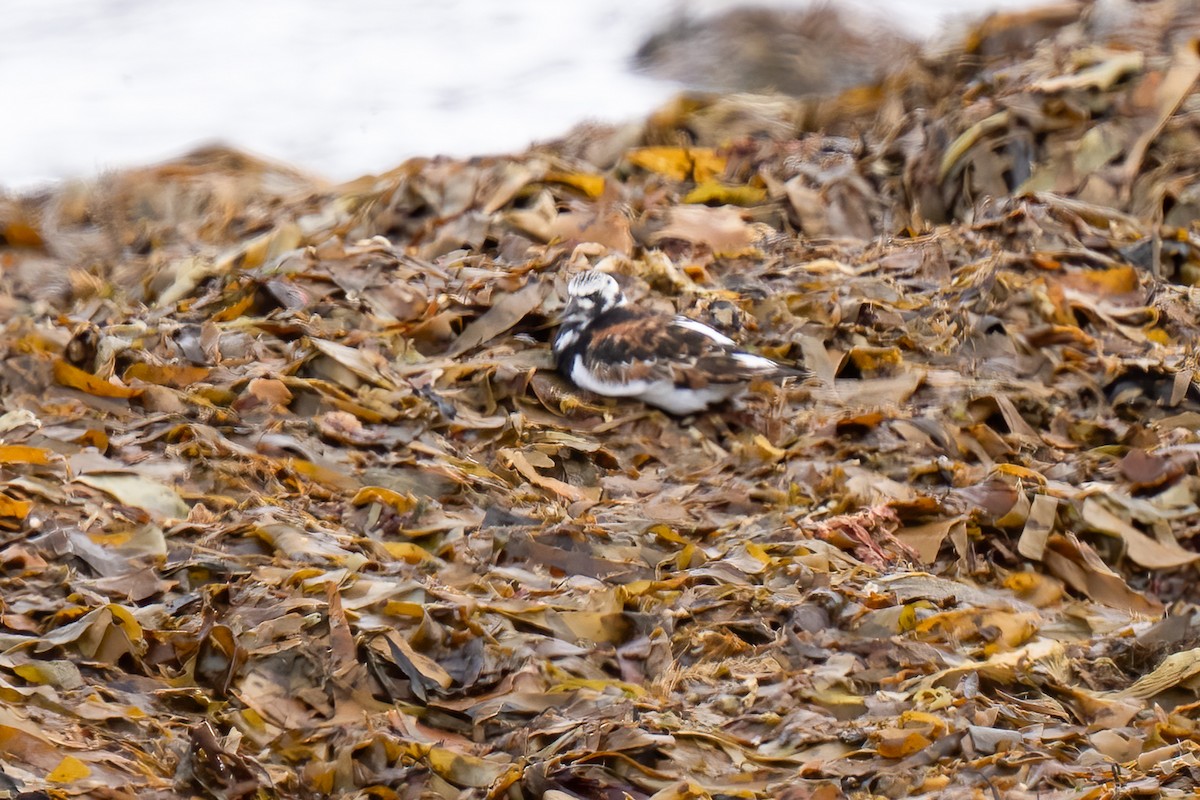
[552,270,803,415]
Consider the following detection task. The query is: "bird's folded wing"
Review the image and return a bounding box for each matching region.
[583,311,794,388]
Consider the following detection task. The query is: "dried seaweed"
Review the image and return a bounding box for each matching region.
[3,3,1200,798]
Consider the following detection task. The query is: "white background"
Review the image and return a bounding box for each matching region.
[2,0,1057,188]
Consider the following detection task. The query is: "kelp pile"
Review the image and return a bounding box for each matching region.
[3,2,1200,798]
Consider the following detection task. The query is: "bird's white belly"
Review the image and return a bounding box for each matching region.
[638,381,742,414]
[570,357,739,414]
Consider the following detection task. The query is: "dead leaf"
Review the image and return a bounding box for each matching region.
[446,280,548,357]
[75,473,190,521]
[1081,496,1200,569]
[647,205,764,256]
[53,360,141,399]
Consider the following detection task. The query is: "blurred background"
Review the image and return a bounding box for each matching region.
[4,0,1058,188]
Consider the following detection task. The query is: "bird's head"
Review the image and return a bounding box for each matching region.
[562,270,625,323]
[553,270,627,359]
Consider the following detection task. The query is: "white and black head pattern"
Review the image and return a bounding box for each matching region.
[558,271,627,340]
[552,270,803,415]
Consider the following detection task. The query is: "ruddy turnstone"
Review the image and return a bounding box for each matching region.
[552,270,802,415]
